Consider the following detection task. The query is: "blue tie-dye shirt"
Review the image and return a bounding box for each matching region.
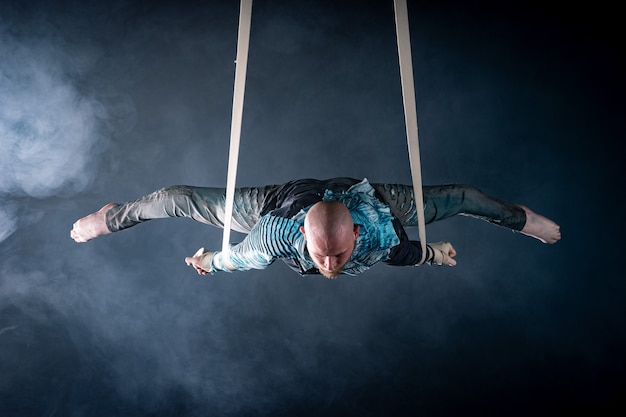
[210,179,400,275]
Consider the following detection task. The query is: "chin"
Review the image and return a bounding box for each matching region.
[319,268,342,279]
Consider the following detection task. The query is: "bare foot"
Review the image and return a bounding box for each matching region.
[71,203,117,243]
[519,205,561,244]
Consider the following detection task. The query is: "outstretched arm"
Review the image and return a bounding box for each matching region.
[385,239,457,267]
[383,217,457,267]
[184,245,275,275]
[184,215,302,275]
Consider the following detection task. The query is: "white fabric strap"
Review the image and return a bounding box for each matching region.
[222,0,253,253]
[393,0,428,264]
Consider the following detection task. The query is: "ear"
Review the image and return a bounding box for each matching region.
[299,226,306,237]
[353,225,360,239]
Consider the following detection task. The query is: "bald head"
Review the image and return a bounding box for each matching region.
[304,201,354,240]
[300,201,359,278]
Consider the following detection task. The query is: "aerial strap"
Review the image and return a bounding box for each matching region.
[222,0,253,254]
[393,0,428,264]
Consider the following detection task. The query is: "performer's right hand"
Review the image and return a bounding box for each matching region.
[185,247,213,275]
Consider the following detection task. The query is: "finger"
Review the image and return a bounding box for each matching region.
[186,256,202,267]
[194,247,205,257]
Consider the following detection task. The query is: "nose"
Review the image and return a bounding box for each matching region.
[324,256,337,271]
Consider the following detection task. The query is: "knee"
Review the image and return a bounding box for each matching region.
[454,184,484,200]
[423,184,485,222]
[149,186,196,211]
[158,185,195,196]
[429,184,484,202]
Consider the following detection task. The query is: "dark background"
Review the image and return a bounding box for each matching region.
[1,0,624,416]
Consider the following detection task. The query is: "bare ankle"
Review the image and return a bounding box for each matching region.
[70,203,117,243]
[519,205,561,244]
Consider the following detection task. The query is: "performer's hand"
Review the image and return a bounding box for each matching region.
[185,247,213,275]
[428,242,457,266]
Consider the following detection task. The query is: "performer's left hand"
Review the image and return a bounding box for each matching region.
[429,241,457,266]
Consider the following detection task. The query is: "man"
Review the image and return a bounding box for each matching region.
[70,178,560,278]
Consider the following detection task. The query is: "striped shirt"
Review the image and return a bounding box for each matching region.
[211,179,400,276]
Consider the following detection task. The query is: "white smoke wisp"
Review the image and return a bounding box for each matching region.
[0,204,17,243]
[0,29,106,243]
[0,42,102,196]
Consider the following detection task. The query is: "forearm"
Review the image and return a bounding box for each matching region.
[196,215,300,273]
[383,217,453,266]
[210,247,274,272]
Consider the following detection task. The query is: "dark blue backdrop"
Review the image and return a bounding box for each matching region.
[1,0,624,416]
